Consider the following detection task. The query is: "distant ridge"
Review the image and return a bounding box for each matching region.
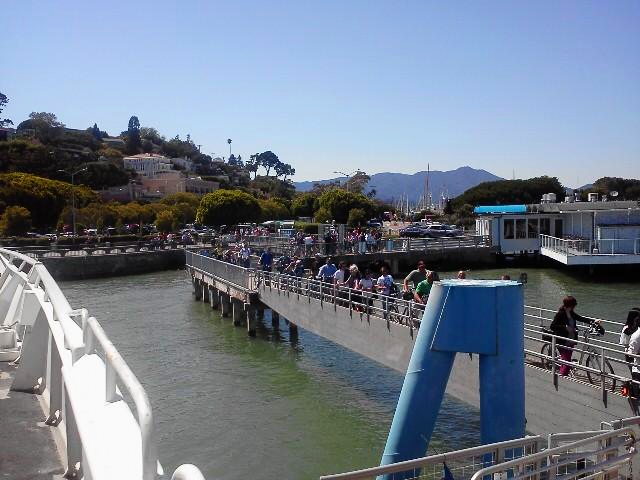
[294,166,503,201]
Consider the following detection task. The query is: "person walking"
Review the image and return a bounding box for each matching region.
[621,308,640,368]
[550,296,598,376]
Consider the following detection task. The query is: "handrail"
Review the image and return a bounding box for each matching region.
[319,436,543,479]
[469,428,635,480]
[0,248,206,480]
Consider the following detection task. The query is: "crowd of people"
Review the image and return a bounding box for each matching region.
[284,227,386,257]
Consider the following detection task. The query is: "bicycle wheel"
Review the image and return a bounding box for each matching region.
[540,343,552,370]
[585,354,617,392]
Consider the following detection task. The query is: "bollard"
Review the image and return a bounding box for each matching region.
[209,288,219,309]
[232,299,243,326]
[247,307,256,337]
[220,294,231,317]
[193,279,202,301]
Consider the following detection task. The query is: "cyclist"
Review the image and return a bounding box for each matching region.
[413,271,435,304]
[258,248,273,272]
[550,296,600,376]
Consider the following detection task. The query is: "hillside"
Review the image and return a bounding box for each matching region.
[294,166,503,201]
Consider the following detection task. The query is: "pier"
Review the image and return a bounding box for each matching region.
[186,251,640,436]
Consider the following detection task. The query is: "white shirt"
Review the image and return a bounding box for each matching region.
[334,269,346,285]
[627,329,640,373]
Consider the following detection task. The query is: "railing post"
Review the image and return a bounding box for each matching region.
[600,347,606,400]
[551,335,557,387]
[106,359,118,403]
[348,288,352,317]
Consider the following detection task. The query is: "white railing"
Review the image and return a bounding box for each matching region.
[540,235,640,256]
[320,420,639,480]
[0,248,206,480]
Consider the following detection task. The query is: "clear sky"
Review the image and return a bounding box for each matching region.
[3,1,639,187]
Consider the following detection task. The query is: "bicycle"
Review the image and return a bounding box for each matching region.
[388,291,424,327]
[540,323,616,392]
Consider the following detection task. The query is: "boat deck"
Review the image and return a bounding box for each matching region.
[0,361,64,479]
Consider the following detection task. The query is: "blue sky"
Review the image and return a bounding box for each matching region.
[3,1,639,187]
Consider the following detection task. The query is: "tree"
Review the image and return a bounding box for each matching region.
[196,190,261,226]
[125,115,142,154]
[0,172,98,230]
[258,198,290,221]
[155,209,176,232]
[246,154,260,179]
[316,189,376,224]
[344,170,370,194]
[291,192,318,217]
[452,176,565,208]
[161,192,200,209]
[90,123,102,140]
[257,151,280,176]
[140,127,164,145]
[0,92,13,127]
[0,206,32,236]
[347,208,368,227]
[28,112,65,128]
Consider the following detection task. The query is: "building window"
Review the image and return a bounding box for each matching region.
[516,219,526,239]
[527,219,539,238]
[504,219,515,239]
[540,218,550,235]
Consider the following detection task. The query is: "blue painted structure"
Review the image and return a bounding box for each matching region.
[474,205,526,214]
[380,280,525,475]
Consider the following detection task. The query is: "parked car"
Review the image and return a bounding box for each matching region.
[422,224,463,238]
[399,224,429,238]
[367,219,382,228]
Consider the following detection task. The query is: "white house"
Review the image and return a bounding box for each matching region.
[123,153,173,178]
[475,197,640,265]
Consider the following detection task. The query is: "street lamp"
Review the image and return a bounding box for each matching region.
[333,170,360,192]
[58,167,88,241]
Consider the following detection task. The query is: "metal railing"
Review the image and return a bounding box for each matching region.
[320,419,639,480]
[186,253,639,399]
[320,436,543,480]
[10,243,195,260]
[186,250,254,292]
[255,269,424,328]
[0,248,206,480]
[242,235,490,258]
[540,234,640,256]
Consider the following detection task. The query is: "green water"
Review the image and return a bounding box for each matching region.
[59,266,638,479]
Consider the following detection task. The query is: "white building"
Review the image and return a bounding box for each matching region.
[123,153,173,178]
[475,197,640,266]
[171,156,194,172]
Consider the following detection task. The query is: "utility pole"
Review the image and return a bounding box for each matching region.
[58,167,88,244]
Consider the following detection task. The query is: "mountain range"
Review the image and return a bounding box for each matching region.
[294,166,503,201]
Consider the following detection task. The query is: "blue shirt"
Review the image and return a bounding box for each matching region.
[317,263,337,280]
[259,252,273,266]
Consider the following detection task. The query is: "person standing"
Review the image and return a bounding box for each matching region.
[376,265,396,317]
[259,248,273,272]
[317,257,337,297]
[550,296,597,376]
[403,261,427,292]
[239,244,251,268]
[413,271,435,304]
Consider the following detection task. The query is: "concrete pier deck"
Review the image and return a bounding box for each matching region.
[0,362,63,479]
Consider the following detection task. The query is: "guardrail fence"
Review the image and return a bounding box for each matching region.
[540,234,640,256]
[187,253,640,400]
[320,421,639,480]
[0,248,206,480]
